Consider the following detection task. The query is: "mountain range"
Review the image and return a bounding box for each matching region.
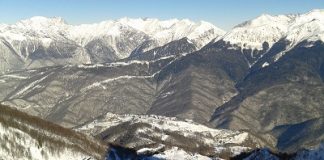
[0,9,323,159]
[0,17,224,73]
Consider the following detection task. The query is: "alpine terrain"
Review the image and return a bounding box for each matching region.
[0,9,323,160]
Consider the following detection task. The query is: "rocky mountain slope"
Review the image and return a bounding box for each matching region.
[210,39,324,151]
[0,43,248,126]
[0,105,107,160]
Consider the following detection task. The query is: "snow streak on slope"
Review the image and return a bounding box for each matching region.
[12,72,53,98]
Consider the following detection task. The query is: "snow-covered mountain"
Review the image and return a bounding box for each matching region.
[0,17,224,73]
[286,9,324,45]
[222,9,324,50]
[216,9,324,66]
[222,14,295,50]
[1,9,323,73]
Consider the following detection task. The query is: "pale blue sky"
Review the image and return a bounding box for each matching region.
[0,0,323,30]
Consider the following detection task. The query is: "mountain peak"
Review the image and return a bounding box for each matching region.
[19,16,67,26]
[255,13,273,20]
[198,20,218,29]
[222,13,293,50]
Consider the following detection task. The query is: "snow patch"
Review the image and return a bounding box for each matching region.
[137,144,165,155]
[150,147,213,160]
[160,91,175,98]
[262,62,269,68]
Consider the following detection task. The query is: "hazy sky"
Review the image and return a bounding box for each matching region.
[0,0,323,30]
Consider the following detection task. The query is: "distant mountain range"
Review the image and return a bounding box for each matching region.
[0,17,224,73]
[0,9,323,160]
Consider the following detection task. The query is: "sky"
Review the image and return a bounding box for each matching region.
[0,0,323,30]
